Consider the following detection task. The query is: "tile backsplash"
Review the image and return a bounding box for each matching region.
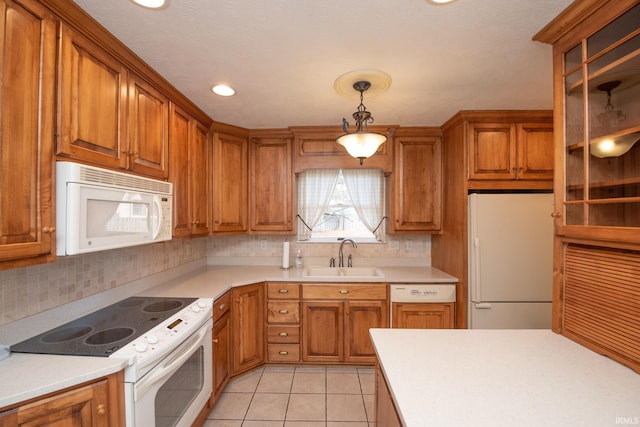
[0,234,428,327]
[0,239,207,326]
[207,235,431,267]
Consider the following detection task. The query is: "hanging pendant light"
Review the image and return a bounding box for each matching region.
[590,80,637,158]
[337,81,392,165]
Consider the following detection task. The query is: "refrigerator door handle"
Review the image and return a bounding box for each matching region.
[472,237,482,302]
[474,302,492,309]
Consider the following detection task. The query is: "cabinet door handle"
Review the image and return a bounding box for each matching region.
[339,289,349,294]
[278,289,289,294]
[96,404,106,416]
[213,338,219,344]
[279,351,289,355]
[279,332,288,337]
[279,310,289,314]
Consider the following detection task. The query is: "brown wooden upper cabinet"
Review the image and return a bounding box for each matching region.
[170,104,211,237]
[468,120,554,182]
[57,23,169,179]
[57,23,128,171]
[0,0,56,268]
[213,124,249,233]
[127,74,170,179]
[390,131,443,233]
[249,131,294,233]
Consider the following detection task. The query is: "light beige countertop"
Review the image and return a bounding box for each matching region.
[371,329,640,427]
[143,264,458,299]
[0,264,456,410]
[0,353,128,409]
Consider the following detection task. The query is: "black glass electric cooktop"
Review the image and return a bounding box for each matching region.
[11,296,197,357]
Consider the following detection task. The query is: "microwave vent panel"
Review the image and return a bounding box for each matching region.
[58,162,172,195]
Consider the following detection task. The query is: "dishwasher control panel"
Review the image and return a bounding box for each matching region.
[390,284,456,303]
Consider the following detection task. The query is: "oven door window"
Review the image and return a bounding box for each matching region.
[154,347,204,427]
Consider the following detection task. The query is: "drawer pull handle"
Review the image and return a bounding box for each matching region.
[278,289,289,294]
[219,304,225,310]
[339,290,349,294]
[279,332,288,337]
[279,351,289,355]
[279,310,289,314]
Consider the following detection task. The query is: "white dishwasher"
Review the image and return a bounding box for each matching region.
[390,284,456,328]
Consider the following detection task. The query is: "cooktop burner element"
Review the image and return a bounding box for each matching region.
[11,296,197,357]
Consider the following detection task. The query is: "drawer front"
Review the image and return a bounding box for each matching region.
[213,291,232,322]
[302,284,387,300]
[267,283,300,299]
[267,325,300,343]
[267,344,300,362]
[267,301,300,323]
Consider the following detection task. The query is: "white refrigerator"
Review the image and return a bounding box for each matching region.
[468,192,554,329]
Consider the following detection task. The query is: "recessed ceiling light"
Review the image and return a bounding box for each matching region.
[212,84,236,97]
[426,0,458,5]
[130,0,167,9]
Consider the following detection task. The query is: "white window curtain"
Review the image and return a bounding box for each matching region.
[342,169,385,241]
[297,169,340,240]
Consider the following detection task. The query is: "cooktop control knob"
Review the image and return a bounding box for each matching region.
[191,304,201,313]
[134,342,148,353]
[146,334,159,344]
[197,300,207,309]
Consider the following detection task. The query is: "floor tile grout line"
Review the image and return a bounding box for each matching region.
[243,369,263,422]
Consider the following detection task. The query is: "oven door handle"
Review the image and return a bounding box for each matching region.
[134,322,210,401]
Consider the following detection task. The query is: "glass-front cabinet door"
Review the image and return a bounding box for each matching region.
[561,3,640,242]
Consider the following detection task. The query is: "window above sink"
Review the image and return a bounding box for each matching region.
[297,169,385,244]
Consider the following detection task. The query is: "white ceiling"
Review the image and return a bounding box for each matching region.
[71,0,573,129]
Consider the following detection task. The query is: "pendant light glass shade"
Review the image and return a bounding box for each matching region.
[337,132,387,164]
[337,80,390,165]
[590,133,639,158]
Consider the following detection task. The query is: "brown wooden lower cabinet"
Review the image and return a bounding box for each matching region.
[232,283,265,375]
[301,283,388,364]
[266,283,301,363]
[302,301,344,363]
[376,364,403,427]
[391,302,454,329]
[0,372,124,427]
[212,310,231,399]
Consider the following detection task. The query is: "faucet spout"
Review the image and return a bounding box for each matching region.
[338,239,358,268]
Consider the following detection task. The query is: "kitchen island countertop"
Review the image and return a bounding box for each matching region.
[371,328,640,427]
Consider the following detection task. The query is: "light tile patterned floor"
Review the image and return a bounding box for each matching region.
[203,365,375,427]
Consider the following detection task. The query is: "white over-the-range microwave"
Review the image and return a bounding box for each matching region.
[56,161,173,256]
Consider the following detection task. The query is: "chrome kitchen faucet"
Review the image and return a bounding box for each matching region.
[338,239,357,267]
